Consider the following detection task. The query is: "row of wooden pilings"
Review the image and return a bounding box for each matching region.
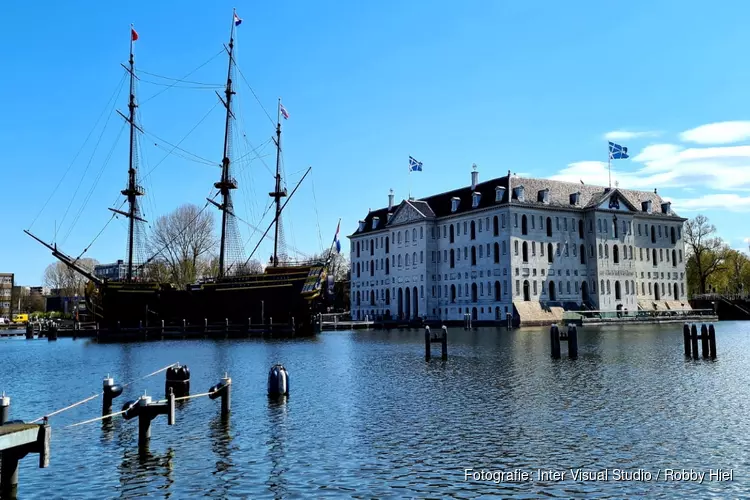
[683,323,717,359]
[550,324,579,359]
[0,363,291,497]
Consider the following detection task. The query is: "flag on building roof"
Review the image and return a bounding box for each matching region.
[608,142,629,160]
[280,103,289,120]
[409,156,423,172]
[234,12,242,26]
[131,27,138,41]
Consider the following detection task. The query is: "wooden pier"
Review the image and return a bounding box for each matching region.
[0,420,50,497]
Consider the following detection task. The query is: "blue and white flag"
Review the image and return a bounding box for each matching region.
[333,221,341,253]
[234,12,242,26]
[408,156,423,172]
[608,142,629,160]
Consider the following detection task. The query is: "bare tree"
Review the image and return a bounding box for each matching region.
[42,259,99,297]
[685,215,728,294]
[148,204,217,287]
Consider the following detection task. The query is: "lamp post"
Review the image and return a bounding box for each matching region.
[74,293,79,327]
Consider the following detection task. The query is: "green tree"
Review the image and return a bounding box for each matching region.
[685,214,728,295]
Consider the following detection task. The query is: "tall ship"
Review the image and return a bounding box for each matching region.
[25,11,334,338]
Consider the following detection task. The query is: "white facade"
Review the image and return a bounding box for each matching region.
[348,170,687,323]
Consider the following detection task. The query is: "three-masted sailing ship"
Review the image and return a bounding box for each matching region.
[25,11,333,338]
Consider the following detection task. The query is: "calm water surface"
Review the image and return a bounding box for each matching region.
[1,322,748,498]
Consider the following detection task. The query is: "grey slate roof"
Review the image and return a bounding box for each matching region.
[349,174,681,237]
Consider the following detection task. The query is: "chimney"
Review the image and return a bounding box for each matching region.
[388,189,394,210]
[471,163,479,190]
[507,170,512,203]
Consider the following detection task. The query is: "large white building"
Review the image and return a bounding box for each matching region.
[347,168,689,325]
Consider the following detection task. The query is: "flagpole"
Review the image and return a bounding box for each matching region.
[608,143,612,189]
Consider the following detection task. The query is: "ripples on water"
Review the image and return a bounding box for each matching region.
[0,322,748,498]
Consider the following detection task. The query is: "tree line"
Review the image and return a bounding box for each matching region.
[43,203,350,294]
[685,214,750,296]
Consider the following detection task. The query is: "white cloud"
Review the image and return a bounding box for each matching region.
[679,121,750,145]
[667,194,750,212]
[744,237,750,244]
[604,130,661,141]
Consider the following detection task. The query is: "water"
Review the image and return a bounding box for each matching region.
[1,322,748,498]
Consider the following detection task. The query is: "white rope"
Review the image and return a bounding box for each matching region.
[65,408,128,428]
[30,362,178,423]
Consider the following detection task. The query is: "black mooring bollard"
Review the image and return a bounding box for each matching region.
[550,324,561,359]
[268,364,289,397]
[209,374,232,417]
[102,376,124,417]
[441,325,448,360]
[690,324,699,360]
[165,364,190,398]
[47,322,58,341]
[708,324,717,359]
[567,324,578,359]
[683,323,691,357]
[25,323,33,340]
[1,392,9,425]
[424,326,431,361]
[701,324,709,358]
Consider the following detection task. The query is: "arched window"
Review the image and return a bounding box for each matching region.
[546,217,552,237]
[398,232,402,244]
[652,249,657,266]
[470,221,476,240]
[405,230,409,243]
[580,244,586,264]
[449,224,455,243]
[578,220,584,239]
[412,228,417,241]
[651,225,656,243]
[356,241,360,258]
[600,280,605,293]
[597,219,602,233]
[670,227,676,244]
[471,283,478,302]
[615,281,621,299]
[598,243,603,258]
[356,291,361,306]
[494,281,501,300]
[494,242,500,263]
[514,240,519,255]
[613,219,619,238]
[613,245,619,264]
[370,259,374,276]
[385,237,389,253]
[385,259,390,274]
[521,215,528,235]
[606,280,611,295]
[502,241,507,255]
[547,243,553,263]
[450,249,455,268]
[356,262,361,278]
[385,289,390,305]
[625,280,629,295]
[522,242,529,262]
[405,254,410,266]
[493,216,499,236]
[450,284,456,303]
[672,249,677,267]
[605,244,609,259]
[471,246,477,266]
[629,245,633,259]
[398,255,402,267]
[412,252,417,266]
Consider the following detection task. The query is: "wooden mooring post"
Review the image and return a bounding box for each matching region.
[0,395,50,498]
[550,323,578,359]
[122,391,175,448]
[424,325,448,361]
[683,323,717,359]
[208,374,232,418]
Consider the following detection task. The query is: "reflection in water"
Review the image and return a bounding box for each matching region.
[118,446,175,497]
[266,396,289,499]
[208,412,234,498]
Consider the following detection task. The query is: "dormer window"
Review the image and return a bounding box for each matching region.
[371,216,380,229]
[570,192,580,205]
[661,202,671,214]
[537,188,549,204]
[495,186,506,202]
[513,185,525,202]
[472,192,481,208]
[387,212,394,222]
[358,220,366,232]
[641,200,652,213]
[451,197,460,213]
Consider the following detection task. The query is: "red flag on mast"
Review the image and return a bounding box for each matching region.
[131,27,139,41]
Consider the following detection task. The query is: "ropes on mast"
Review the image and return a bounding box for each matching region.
[140,49,225,105]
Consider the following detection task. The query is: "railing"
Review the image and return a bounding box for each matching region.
[564,308,716,321]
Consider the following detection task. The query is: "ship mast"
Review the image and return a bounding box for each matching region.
[213,11,239,278]
[270,99,287,266]
[110,25,146,282]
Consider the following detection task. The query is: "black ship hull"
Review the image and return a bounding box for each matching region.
[86,264,329,340]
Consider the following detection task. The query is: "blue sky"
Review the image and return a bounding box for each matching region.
[2,0,750,285]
